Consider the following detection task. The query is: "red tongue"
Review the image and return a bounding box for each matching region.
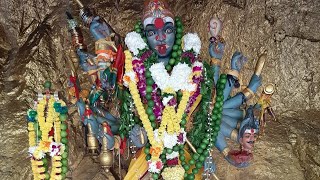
[158,45,167,55]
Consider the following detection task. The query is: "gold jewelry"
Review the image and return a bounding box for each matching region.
[226,69,239,79]
[221,147,230,157]
[210,58,222,66]
[264,83,275,95]
[230,129,238,141]
[242,88,255,99]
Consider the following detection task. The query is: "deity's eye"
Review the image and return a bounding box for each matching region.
[165,27,174,34]
[146,30,155,37]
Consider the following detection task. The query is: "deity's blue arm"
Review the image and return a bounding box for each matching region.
[209,40,225,85]
[223,93,244,109]
[76,49,97,72]
[67,12,98,73]
[222,109,243,121]
[223,74,262,109]
[220,122,235,138]
[215,132,227,152]
[221,114,240,129]
[222,51,247,101]
[78,7,115,41]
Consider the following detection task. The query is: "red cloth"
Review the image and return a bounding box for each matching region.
[112,45,125,85]
[119,137,127,155]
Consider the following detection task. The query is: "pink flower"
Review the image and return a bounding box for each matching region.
[156,161,163,169]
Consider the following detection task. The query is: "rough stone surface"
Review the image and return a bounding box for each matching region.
[0,0,319,179]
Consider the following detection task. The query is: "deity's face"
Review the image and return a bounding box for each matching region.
[209,18,222,38]
[144,20,175,60]
[239,129,257,153]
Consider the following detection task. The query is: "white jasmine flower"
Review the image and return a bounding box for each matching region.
[123,71,138,87]
[163,131,178,149]
[153,129,162,143]
[170,63,194,91]
[150,62,170,90]
[125,32,148,56]
[183,33,201,55]
[150,62,195,92]
[166,151,179,159]
[28,146,37,156]
[148,160,163,173]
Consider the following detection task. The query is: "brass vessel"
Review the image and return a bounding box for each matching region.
[99,136,113,172]
[87,124,99,155]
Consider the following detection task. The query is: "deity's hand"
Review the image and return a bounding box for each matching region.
[89,16,113,40]
[230,51,247,72]
[129,125,147,148]
[247,74,262,93]
[209,40,225,60]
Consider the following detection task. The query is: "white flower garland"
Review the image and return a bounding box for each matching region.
[123,71,138,87]
[166,151,179,159]
[28,142,65,158]
[163,131,178,149]
[182,33,201,55]
[125,32,148,56]
[148,160,163,173]
[150,62,195,92]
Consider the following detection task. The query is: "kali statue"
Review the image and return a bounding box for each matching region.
[67,0,267,179]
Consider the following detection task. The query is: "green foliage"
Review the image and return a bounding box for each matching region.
[119,89,139,139]
[188,61,214,147]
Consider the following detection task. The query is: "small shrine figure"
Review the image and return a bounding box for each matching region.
[255,83,276,134]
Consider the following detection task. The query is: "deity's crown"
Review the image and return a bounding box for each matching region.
[142,0,174,28]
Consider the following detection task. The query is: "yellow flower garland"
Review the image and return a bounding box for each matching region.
[28,95,67,180]
[124,50,195,164]
[28,122,36,146]
[174,91,190,132]
[51,155,62,179]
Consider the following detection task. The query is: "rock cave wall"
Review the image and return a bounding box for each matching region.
[0,0,319,179]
